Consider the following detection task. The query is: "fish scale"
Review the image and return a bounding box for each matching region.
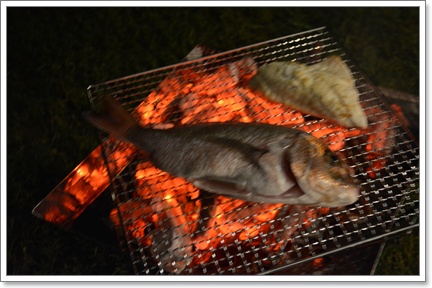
[84,95,359,208]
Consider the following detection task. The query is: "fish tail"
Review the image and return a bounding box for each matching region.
[83,96,138,140]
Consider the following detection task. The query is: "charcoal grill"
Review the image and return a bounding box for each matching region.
[83,27,419,275]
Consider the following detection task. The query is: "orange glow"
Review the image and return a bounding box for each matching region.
[313,257,325,268]
[34,145,125,225]
[298,121,366,152]
[76,164,90,177]
[365,154,387,178]
[239,87,305,126]
[101,58,404,270]
[253,204,283,222]
[36,54,404,272]
[391,104,409,127]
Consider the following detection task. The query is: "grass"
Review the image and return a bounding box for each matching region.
[6,7,420,276]
[374,229,420,275]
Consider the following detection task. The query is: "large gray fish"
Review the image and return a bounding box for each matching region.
[84,96,359,207]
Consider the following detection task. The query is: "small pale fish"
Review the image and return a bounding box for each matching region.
[149,194,193,274]
[249,55,368,129]
[84,96,359,207]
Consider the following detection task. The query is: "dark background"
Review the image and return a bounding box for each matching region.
[7,7,420,275]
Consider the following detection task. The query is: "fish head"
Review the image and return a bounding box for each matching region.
[288,134,360,207]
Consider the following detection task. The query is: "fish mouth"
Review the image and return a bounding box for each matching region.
[262,181,359,207]
[332,184,360,206]
[306,184,360,207]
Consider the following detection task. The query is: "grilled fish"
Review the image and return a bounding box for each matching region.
[83,96,359,207]
[149,194,193,274]
[249,56,368,129]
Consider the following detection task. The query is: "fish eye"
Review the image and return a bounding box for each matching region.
[327,152,339,163]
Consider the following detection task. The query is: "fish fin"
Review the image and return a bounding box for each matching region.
[280,185,305,199]
[283,191,319,205]
[192,178,251,198]
[83,96,138,139]
[262,185,318,205]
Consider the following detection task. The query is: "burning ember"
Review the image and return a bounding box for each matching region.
[32,29,419,276]
[100,56,405,274]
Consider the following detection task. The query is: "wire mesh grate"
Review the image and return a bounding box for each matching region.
[87,27,419,275]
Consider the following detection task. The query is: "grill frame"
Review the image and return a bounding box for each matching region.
[87,27,419,275]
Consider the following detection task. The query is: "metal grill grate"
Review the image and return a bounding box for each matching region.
[87,27,419,275]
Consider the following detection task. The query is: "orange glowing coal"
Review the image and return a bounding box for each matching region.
[36,56,405,271]
[104,58,405,272]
